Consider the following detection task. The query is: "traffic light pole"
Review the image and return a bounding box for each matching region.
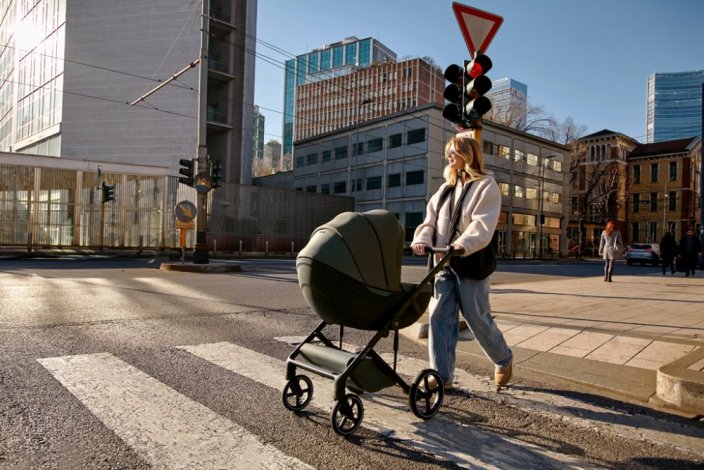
[193,0,210,264]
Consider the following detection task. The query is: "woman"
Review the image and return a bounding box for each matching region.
[411,135,513,389]
[598,220,623,282]
[659,231,677,275]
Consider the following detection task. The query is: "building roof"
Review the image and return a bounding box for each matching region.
[628,137,698,159]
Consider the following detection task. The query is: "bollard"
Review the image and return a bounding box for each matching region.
[213,239,217,256]
[291,241,294,256]
[138,235,143,255]
[27,232,33,253]
[265,241,269,257]
[239,240,242,257]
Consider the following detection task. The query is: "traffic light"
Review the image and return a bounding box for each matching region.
[101,182,114,203]
[442,63,466,126]
[464,54,493,123]
[178,158,194,187]
[211,159,222,189]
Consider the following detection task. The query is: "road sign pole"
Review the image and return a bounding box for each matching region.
[193,0,210,264]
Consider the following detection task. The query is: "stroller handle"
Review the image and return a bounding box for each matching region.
[424,245,464,256]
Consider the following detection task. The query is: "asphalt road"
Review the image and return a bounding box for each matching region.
[1,257,702,469]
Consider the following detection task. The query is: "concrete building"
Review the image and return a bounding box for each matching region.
[251,105,265,176]
[646,70,704,143]
[486,78,528,129]
[293,104,569,258]
[281,36,397,157]
[0,0,256,185]
[294,57,445,142]
[264,139,282,173]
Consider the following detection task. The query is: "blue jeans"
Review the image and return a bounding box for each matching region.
[428,269,513,384]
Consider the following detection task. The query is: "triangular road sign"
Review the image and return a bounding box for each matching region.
[452,2,503,57]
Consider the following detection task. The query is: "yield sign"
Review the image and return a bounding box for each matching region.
[452,2,503,57]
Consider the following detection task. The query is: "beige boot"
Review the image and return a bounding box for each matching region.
[494,362,513,387]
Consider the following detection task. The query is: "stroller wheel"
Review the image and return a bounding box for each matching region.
[282,375,313,412]
[331,394,364,436]
[409,369,444,420]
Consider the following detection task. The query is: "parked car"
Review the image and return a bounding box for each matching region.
[625,243,661,266]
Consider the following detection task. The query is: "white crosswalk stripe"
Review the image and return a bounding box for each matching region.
[36,341,606,469]
[38,352,313,470]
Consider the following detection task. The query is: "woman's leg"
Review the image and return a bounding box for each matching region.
[606,259,615,281]
[604,260,609,280]
[457,276,512,368]
[427,269,460,384]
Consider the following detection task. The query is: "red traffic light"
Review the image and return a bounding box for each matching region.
[466,54,492,78]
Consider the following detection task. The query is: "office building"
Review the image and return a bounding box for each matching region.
[0,0,256,184]
[252,105,266,176]
[646,70,704,143]
[293,104,569,257]
[264,139,282,173]
[295,57,445,142]
[282,36,397,157]
[486,78,528,129]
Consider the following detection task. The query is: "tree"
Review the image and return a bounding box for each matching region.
[487,101,586,144]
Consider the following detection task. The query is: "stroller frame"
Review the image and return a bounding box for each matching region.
[283,248,456,436]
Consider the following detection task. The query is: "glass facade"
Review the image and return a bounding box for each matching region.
[646,70,704,143]
[281,37,396,155]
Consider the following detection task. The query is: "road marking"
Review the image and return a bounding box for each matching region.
[181,341,599,469]
[38,352,313,470]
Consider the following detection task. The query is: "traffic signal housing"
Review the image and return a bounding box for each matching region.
[211,160,222,189]
[442,63,466,126]
[178,158,194,187]
[101,182,114,203]
[464,54,493,123]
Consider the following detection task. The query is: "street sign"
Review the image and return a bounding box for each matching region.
[194,172,213,194]
[176,219,196,230]
[451,2,503,57]
[175,200,197,222]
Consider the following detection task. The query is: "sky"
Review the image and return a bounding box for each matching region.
[253,0,703,144]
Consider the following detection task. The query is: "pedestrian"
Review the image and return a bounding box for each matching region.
[411,135,513,390]
[598,219,623,282]
[677,229,703,277]
[659,231,677,275]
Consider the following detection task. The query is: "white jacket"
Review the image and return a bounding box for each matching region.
[412,175,501,259]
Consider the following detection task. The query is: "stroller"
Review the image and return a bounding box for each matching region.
[283,209,456,435]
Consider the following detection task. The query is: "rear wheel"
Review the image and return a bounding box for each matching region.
[282,375,313,412]
[331,394,364,436]
[408,369,444,420]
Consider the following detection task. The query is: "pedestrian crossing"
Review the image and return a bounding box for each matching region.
[36,339,673,469]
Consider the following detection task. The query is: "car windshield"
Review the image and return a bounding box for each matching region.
[630,244,653,250]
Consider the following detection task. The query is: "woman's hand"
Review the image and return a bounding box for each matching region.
[451,243,465,255]
[411,243,428,256]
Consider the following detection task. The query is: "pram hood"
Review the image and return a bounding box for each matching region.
[298,209,404,293]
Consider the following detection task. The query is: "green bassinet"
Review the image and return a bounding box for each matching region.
[296,209,431,331]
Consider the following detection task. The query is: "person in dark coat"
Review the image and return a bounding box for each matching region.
[659,232,677,275]
[677,229,703,277]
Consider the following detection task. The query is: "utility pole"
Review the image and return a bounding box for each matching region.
[193,0,210,264]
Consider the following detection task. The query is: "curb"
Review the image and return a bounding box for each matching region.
[656,347,704,415]
[159,262,242,273]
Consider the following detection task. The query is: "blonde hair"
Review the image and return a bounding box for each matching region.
[443,135,485,186]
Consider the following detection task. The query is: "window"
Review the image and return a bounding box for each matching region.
[352,178,363,192]
[632,193,640,213]
[526,153,538,166]
[389,133,402,148]
[552,160,562,172]
[526,188,537,200]
[514,185,524,198]
[514,150,525,163]
[650,192,658,212]
[306,153,317,166]
[650,163,659,183]
[305,185,316,193]
[498,182,509,196]
[483,141,494,155]
[631,222,639,241]
[633,166,640,184]
[406,170,424,185]
[351,141,364,156]
[571,197,578,213]
[388,173,401,187]
[367,137,383,153]
[366,176,382,190]
[498,145,510,159]
[669,161,677,181]
[320,183,330,194]
[321,150,331,162]
[551,192,561,204]
[333,181,347,194]
[407,128,425,145]
[295,155,304,168]
[334,146,347,159]
[668,191,676,211]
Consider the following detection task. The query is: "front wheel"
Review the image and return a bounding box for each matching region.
[282,375,313,412]
[408,369,444,420]
[331,394,364,436]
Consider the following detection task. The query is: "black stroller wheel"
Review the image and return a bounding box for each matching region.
[331,394,364,436]
[282,375,313,412]
[409,369,444,420]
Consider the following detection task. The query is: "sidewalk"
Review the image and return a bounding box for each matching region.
[401,271,704,416]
